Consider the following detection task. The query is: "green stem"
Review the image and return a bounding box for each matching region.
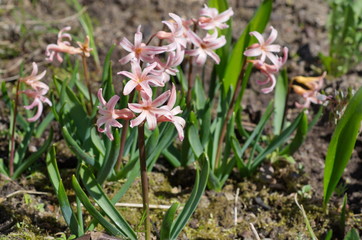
[9,80,21,177]
[81,55,93,114]
[215,58,248,169]
[138,123,150,240]
[115,91,136,172]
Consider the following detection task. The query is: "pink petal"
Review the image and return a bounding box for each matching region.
[97,88,106,106]
[130,111,147,127]
[146,112,157,130]
[250,31,265,45]
[106,95,120,110]
[152,90,171,107]
[265,26,278,45]
[123,80,138,96]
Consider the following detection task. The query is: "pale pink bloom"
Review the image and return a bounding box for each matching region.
[156,13,188,51]
[96,88,135,141]
[46,26,82,63]
[76,35,93,57]
[248,47,288,93]
[119,25,168,65]
[157,84,185,141]
[118,61,164,97]
[20,62,48,92]
[186,30,226,65]
[292,72,328,108]
[22,89,52,122]
[128,91,171,130]
[244,26,281,66]
[198,5,234,30]
[152,49,184,83]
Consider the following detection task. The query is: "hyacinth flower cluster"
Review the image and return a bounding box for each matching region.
[46,26,92,63]
[292,71,330,108]
[20,62,52,122]
[96,5,234,141]
[244,26,288,93]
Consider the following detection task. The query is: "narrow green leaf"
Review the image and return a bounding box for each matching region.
[62,127,95,166]
[46,146,83,236]
[72,175,123,237]
[280,111,308,155]
[323,87,362,206]
[239,102,273,162]
[273,69,288,134]
[58,181,83,236]
[12,128,53,179]
[97,129,120,185]
[160,203,180,240]
[251,111,303,171]
[188,124,204,158]
[324,230,333,240]
[35,111,54,138]
[79,165,137,239]
[170,155,209,239]
[223,0,272,94]
[101,45,116,99]
[343,229,360,240]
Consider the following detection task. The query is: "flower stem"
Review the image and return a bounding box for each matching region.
[81,55,93,114]
[186,56,194,109]
[115,91,136,172]
[215,58,248,168]
[9,79,21,177]
[138,123,150,240]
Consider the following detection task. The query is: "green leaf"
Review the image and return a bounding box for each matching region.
[96,129,120,185]
[273,69,288,134]
[251,111,304,171]
[101,45,116,99]
[223,0,272,94]
[160,203,180,240]
[62,127,95,166]
[280,111,308,155]
[58,181,84,236]
[343,229,360,240]
[46,146,83,236]
[237,102,273,165]
[188,124,204,158]
[79,165,137,239]
[35,111,54,138]
[323,86,362,207]
[324,230,333,240]
[72,175,124,237]
[194,77,207,110]
[170,155,209,239]
[12,128,53,179]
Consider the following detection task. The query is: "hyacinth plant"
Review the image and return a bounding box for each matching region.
[3,0,361,239]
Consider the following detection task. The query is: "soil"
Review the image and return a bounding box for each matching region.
[0,0,361,239]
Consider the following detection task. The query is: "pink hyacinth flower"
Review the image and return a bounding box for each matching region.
[244,26,281,66]
[249,47,288,93]
[152,49,184,83]
[20,62,48,92]
[156,13,188,51]
[186,30,226,65]
[22,89,52,122]
[157,84,185,141]
[119,25,168,65]
[198,5,234,30]
[118,61,164,97]
[96,88,135,141]
[128,90,171,130]
[46,26,82,63]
